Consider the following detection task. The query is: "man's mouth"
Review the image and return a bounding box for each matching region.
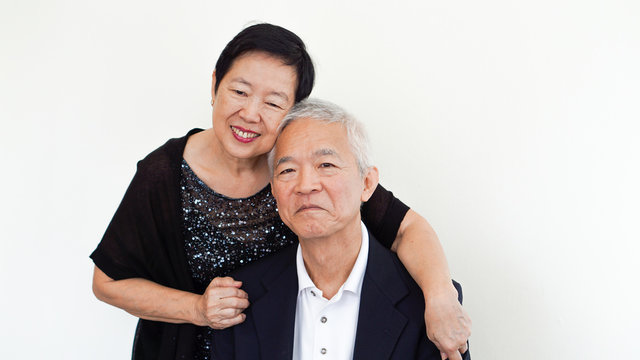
[296,204,324,213]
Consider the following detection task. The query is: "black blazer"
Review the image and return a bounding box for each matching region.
[91,128,410,359]
[212,232,470,360]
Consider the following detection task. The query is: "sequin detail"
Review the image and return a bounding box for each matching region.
[180,160,295,360]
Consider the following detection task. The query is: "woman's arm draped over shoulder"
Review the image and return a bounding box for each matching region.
[360,184,410,247]
[361,184,471,360]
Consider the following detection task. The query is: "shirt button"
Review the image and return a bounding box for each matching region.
[320,316,327,323]
[321,348,327,355]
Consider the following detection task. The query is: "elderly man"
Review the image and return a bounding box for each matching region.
[212,99,469,360]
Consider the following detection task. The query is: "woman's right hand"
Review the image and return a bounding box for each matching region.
[194,276,250,329]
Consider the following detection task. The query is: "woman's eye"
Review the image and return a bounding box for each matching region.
[267,102,282,109]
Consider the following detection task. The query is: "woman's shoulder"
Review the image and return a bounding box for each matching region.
[137,128,204,172]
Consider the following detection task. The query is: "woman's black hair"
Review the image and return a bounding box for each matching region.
[214,23,315,103]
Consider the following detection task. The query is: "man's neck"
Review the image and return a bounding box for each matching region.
[299,220,363,299]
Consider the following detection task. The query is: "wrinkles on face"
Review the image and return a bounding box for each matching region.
[271,119,366,241]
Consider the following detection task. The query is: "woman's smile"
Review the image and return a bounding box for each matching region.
[210,51,297,159]
[230,125,260,143]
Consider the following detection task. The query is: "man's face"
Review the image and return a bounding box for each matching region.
[271,118,378,240]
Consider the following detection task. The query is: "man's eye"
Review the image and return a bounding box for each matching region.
[233,89,246,96]
[279,168,294,175]
[319,163,335,168]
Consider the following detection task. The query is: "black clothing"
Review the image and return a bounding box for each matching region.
[180,159,296,359]
[212,233,469,360]
[90,129,409,360]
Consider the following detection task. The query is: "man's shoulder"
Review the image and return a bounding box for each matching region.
[364,232,466,359]
[365,232,430,327]
[366,232,424,302]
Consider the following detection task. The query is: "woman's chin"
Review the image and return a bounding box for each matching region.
[221,142,269,161]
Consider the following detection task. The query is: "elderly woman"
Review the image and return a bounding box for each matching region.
[91,23,470,360]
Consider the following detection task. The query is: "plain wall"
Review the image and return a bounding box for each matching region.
[1,0,639,358]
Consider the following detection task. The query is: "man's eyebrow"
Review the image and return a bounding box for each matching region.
[228,77,289,102]
[275,156,293,167]
[314,148,339,158]
[275,149,340,167]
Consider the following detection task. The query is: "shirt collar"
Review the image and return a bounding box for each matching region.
[296,221,370,296]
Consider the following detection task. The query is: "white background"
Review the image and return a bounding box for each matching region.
[1,0,639,359]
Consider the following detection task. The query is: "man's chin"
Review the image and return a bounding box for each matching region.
[291,222,330,241]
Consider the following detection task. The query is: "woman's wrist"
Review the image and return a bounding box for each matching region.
[422,279,457,300]
[189,292,206,326]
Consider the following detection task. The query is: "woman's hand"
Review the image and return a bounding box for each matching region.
[390,210,471,359]
[92,267,249,328]
[194,277,250,329]
[425,286,471,360]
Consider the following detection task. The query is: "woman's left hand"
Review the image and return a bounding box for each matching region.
[424,286,471,360]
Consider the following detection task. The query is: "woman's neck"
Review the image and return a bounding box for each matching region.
[183,129,270,198]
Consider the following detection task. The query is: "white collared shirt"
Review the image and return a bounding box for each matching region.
[292,222,369,360]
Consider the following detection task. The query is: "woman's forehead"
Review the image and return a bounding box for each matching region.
[224,51,297,95]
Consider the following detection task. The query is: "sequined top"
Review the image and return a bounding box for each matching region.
[91,129,408,360]
[180,160,296,359]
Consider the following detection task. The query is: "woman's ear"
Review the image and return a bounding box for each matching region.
[361,166,379,203]
[211,70,217,101]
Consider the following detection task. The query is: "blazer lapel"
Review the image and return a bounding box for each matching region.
[353,234,410,360]
[250,248,298,360]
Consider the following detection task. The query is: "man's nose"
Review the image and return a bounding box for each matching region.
[295,167,321,194]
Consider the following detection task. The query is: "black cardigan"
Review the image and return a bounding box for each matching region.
[91,129,409,360]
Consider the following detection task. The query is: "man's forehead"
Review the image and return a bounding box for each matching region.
[275,120,348,159]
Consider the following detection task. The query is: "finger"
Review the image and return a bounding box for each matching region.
[207,286,249,300]
[211,313,246,329]
[208,307,240,322]
[213,303,251,320]
[459,343,469,354]
[217,306,246,318]
[206,302,248,324]
[209,276,242,288]
[440,351,447,360]
[214,297,250,311]
[445,349,462,360]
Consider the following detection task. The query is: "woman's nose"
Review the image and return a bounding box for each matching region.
[240,98,261,123]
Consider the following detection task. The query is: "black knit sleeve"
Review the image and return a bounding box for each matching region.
[90,159,156,280]
[361,184,410,249]
[90,132,194,290]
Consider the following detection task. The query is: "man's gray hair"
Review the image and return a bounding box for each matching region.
[268,98,373,177]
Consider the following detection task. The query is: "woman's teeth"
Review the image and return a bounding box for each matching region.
[232,127,259,139]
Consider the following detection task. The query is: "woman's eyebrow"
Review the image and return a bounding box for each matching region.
[228,77,289,102]
[229,77,251,86]
[269,91,289,102]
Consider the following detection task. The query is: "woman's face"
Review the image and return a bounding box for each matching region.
[211,51,297,160]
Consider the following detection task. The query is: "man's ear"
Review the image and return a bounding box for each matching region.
[211,70,217,100]
[360,166,379,203]
[269,179,276,198]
